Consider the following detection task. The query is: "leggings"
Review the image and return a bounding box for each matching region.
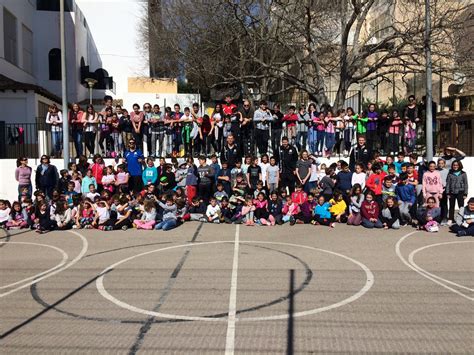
[313,215,332,226]
[256,129,270,155]
[343,128,354,152]
[271,129,282,155]
[448,192,465,221]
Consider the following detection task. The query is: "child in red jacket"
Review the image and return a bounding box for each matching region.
[366,163,387,206]
[361,191,383,228]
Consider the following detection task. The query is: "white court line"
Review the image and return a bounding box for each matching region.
[0,242,68,289]
[96,240,374,322]
[395,232,474,301]
[225,225,240,355]
[408,240,474,292]
[0,230,88,298]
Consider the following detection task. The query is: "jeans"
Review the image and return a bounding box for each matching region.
[307,129,318,154]
[316,130,325,154]
[325,132,336,152]
[362,218,383,228]
[51,131,63,156]
[111,132,122,155]
[295,131,307,151]
[155,219,177,231]
[151,132,166,157]
[399,201,413,224]
[72,128,83,157]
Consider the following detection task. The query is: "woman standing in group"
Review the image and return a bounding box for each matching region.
[15,157,32,200]
[45,104,63,158]
[83,104,99,158]
[211,103,224,154]
[35,155,59,199]
[69,103,84,158]
[130,103,144,149]
[343,107,356,156]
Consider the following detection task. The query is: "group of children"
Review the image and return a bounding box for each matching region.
[2,146,472,237]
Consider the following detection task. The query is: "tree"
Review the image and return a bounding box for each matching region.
[143,0,470,108]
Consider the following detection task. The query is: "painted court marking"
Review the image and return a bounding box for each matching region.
[96,239,374,322]
[408,241,474,292]
[0,242,68,290]
[225,225,240,355]
[0,230,88,298]
[396,232,474,301]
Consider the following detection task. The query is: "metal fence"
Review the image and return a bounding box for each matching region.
[0,120,50,159]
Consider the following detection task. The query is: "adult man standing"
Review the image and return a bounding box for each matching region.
[349,136,371,171]
[278,136,298,193]
[221,134,241,169]
[238,100,255,156]
[123,138,145,193]
[253,100,273,156]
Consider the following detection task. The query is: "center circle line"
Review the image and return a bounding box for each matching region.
[96,240,374,322]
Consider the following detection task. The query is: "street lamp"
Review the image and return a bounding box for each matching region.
[84,78,98,105]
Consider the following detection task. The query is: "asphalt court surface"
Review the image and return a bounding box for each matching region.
[0,223,473,354]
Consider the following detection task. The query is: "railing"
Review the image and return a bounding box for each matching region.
[0,120,50,159]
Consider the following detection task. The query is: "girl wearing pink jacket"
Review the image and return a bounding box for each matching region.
[422,161,443,207]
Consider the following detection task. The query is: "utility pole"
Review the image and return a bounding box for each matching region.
[60,0,69,166]
[425,0,434,160]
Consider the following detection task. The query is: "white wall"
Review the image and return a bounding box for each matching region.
[0,1,36,83]
[1,157,473,205]
[0,91,35,123]
[76,0,148,99]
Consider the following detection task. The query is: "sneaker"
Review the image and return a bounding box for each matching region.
[330,223,336,228]
[105,226,113,231]
[290,216,296,226]
[121,225,128,231]
[98,226,104,231]
[447,220,453,227]
[440,219,449,226]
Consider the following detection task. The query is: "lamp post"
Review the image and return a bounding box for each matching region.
[60,0,69,166]
[425,0,433,160]
[84,78,97,105]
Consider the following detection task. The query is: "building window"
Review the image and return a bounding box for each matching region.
[22,25,34,74]
[48,48,61,80]
[36,0,73,12]
[3,8,18,66]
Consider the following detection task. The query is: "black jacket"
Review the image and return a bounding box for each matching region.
[35,164,59,189]
[278,145,298,173]
[349,144,371,170]
[221,143,241,169]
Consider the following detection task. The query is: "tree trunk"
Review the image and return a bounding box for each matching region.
[334,81,349,110]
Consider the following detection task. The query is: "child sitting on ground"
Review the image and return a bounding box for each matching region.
[329,191,347,224]
[6,201,28,230]
[416,196,441,232]
[134,199,157,230]
[206,197,221,224]
[380,196,401,229]
[241,197,256,226]
[312,195,333,227]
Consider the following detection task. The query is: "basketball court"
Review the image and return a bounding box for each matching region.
[1,223,473,353]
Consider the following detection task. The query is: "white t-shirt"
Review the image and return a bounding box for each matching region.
[96,206,110,224]
[351,172,367,190]
[0,207,11,223]
[259,162,270,186]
